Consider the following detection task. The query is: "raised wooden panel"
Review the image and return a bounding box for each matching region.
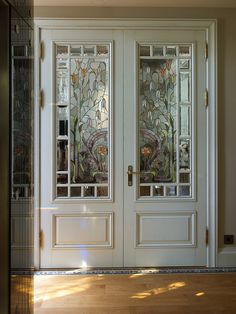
[52,213,113,248]
[11,216,33,247]
[136,212,196,247]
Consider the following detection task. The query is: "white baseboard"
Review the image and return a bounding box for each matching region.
[218,247,236,267]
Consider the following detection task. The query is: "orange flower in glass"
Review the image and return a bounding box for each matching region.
[97,146,108,156]
[81,68,87,77]
[141,146,151,157]
[71,73,77,85]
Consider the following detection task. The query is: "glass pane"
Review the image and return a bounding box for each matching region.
[140,45,150,57]
[70,45,82,56]
[84,45,95,56]
[56,70,69,105]
[56,45,68,57]
[139,57,177,184]
[179,59,190,69]
[57,140,68,171]
[179,46,191,56]
[153,46,164,57]
[166,186,177,196]
[180,105,190,137]
[70,56,109,185]
[180,72,191,103]
[179,185,190,196]
[84,186,95,197]
[57,59,68,70]
[166,46,177,56]
[57,187,68,197]
[57,174,68,184]
[179,172,190,183]
[97,45,109,56]
[153,185,164,196]
[71,186,81,197]
[97,186,108,197]
[140,186,150,197]
[179,140,190,171]
[57,106,68,137]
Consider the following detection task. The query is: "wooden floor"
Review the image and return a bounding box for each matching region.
[33,273,236,314]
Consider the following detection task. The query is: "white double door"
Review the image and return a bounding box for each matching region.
[40,27,206,268]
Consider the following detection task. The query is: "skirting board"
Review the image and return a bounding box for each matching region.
[218,248,236,267]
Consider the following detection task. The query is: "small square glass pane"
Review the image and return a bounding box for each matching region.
[165,46,177,56]
[97,186,108,197]
[153,185,164,196]
[56,45,68,57]
[179,185,190,196]
[57,174,68,184]
[71,186,81,197]
[97,45,109,56]
[179,46,191,56]
[84,45,95,56]
[70,45,82,56]
[140,186,151,197]
[84,186,95,197]
[179,59,190,69]
[140,45,151,57]
[179,172,190,183]
[57,187,68,197]
[166,186,177,196]
[153,46,164,57]
[180,72,191,103]
[56,59,68,70]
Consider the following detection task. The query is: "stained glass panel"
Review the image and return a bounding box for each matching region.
[55,43,110,199]
[139,58,177,184]
[138,43,193,198]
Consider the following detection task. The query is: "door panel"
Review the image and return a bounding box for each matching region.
[124,30,206,266]
[40,29,124,267]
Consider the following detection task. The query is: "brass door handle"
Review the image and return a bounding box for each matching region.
[127,165,141,186]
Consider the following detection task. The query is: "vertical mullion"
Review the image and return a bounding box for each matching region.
[68,45,71,197]
[176,47,180,197]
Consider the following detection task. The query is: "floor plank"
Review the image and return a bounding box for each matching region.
[34,273,236,313]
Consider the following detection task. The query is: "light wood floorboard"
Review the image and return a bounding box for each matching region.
[34,273,236,314]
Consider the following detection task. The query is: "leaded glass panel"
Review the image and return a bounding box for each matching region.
[55,43,111,199]
[138,43,193,198]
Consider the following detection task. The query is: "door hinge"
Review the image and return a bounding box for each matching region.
[205,89,209,108]
[206,228,209,246]
[38,89,44,108]
[205,42,208,60]
[39,41,44,61]
[39,230,43,249]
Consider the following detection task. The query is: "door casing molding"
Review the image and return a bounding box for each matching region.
[34,18,217,269]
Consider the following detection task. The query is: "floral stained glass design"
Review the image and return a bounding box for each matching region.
[55,44,110,199]
[138,44,193,198]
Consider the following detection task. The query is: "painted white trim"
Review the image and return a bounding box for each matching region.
[34,18,217,268]
[218,248,236,267]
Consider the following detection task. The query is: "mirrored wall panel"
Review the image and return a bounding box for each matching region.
[138,44,193,198]
[55,43,111,199]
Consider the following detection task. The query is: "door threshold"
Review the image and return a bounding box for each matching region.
[32,267,236,275]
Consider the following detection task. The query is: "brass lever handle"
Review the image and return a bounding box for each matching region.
[127,165,141,186]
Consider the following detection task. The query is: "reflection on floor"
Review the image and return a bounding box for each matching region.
[11,275,34,313]
[34,273,236,313]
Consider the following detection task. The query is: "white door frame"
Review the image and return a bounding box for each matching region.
[34,18,217,269]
